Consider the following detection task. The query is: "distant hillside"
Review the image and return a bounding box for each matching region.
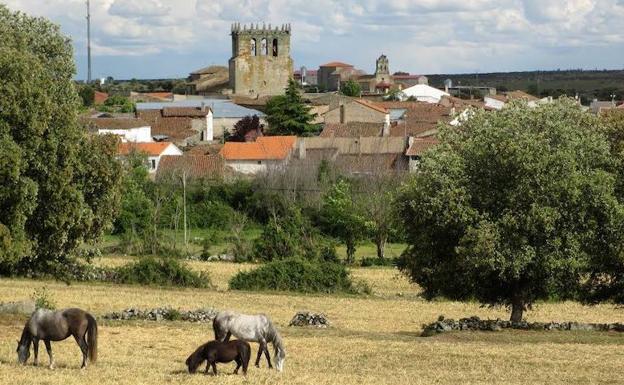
[426,69,624,105]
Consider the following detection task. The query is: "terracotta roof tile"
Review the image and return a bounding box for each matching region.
[405,138,439,156]
[118,142,174,156]
[375,102,451,137]
[219,136,297,160]
[156,155,225,180]
[88,117,149,130]
[136,109,197,142]
[353,99,388,114]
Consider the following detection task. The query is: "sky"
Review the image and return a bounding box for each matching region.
[4,0,624,80]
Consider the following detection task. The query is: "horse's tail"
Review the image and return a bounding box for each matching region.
[270,322,286,372]
[86,313,98,363]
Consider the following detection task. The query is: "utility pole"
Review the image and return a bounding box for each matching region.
[182,171,187,247]
[86,0,92,83]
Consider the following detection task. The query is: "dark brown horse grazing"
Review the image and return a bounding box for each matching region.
[185,340,250,376]
[17,308,98,369]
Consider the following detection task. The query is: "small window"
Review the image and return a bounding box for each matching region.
[151,159,156,169]
[260,38,267,55]
[257,160,262,165]
[250,38,257,56]
[272,38,278,56]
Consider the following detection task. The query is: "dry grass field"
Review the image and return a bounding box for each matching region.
[1,260,623,385]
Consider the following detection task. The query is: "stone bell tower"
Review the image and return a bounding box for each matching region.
[229,23,294,96]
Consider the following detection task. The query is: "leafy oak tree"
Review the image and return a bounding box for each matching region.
[266,79,317,136]
[0,6,121,277]
[397,99,624,322]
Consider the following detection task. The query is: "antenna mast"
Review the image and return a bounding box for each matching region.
[86,0,92,83]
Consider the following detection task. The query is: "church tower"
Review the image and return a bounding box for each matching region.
[229,23,294,96]
[375,54,390,77]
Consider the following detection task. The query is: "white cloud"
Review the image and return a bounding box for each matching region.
[2,0,624,78]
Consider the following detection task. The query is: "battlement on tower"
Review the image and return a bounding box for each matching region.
[230,22,291,34]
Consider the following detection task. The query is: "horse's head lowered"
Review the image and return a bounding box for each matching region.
[16,339,30,364]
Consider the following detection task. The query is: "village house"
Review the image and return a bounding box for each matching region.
[137,99,264,140]
[89,117,153,142]
[117,142,183,174]
[324,99,390,132]
[405,137,439,172]
[219,136,297,175]
[484,90,540,110]
[186,65,230,95]
[136,104,213,146]
[317,62,362,91]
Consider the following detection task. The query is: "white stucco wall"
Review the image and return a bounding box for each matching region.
[226,159,285,175]
[484,97,505,110]
[98,126,152,142]
[147,143,183,173]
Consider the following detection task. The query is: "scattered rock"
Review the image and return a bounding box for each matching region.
[103,307,218,323]
[289,311,330,328]
[421,315,624,337]
[0,301,36,315]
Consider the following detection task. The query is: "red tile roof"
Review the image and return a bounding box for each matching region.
[320,122,384,138]
[136,109,197,142]
[118,142,174,156]
[320,61,354,68]
[156,155,225,180]
[219,136,297,160]
[88,117,149,130]
[405,138,439,156]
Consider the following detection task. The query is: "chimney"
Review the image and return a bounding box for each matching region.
[201,101,206,112]
[298,138,306,159]
[382,113,390,136]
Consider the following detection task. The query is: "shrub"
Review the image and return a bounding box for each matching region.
[360,257,398,267]
[31,287,56,310]
[229,258,361,293]
[115,257,210,288]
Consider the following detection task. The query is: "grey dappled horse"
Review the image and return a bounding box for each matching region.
[17,308,98,369]
[213,311,286,371]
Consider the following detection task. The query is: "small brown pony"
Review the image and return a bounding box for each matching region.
[17,308,98,369]
[185,340,251,376]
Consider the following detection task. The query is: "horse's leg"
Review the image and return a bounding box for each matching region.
[211,362,218,376]
[74,334,88,369]
[254,342,264,367]
[263,343,273,369]
[223,331,231,342]
[33,338,39,366]
[44,340,54,369]
[205,360,210,374]
[233,357,241,374]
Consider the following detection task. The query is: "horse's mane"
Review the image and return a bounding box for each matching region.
[19,320,32,345]
[185,344,207,373]
[266,317,285,358]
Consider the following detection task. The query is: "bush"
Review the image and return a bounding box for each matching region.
[229,258,363,293]
[360,257,398,267]
[31,287,56,310]
[115,257,210,288]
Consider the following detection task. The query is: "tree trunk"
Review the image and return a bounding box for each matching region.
[375,235,386,261]
[510,296,524,323]
[346,239,355,265]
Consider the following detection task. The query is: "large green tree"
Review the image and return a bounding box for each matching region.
[397,99,624,322]
[340,80,361,97]
[0,6,121,277]
[265,79,317,136]
[320,180,367,264]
